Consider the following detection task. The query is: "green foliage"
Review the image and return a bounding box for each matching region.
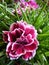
[0,0,49,65]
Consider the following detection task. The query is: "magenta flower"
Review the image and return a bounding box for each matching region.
[28,0,39,10]
[13,0,39,15]
[3,20,39,61]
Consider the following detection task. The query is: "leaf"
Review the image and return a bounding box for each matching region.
[7,61,15,65]
[20,7,29,23]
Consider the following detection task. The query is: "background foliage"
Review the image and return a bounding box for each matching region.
[0,0,49,65]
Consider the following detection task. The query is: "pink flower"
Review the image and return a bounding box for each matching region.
[3,20,39,61]
[28,0,39,10]
[13,0,39,15]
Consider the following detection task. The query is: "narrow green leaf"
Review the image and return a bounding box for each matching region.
[7,61,14,65]
[0,21,9,30]
[20,7,29,23]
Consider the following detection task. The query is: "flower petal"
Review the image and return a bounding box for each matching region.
[3,31,9,43]
[22,50,36,61]
[18,20,27,30]
[11,42,20,51]
[26,34,34,44]
[11,42,26,56]
[24,43,36,52]
[6,42,12,53]
[10,23,19,31]
[15,47,26,56]
[8,32,15,42]
[9,52,20,60]
[8,28,23,42]
[24,25,37,39]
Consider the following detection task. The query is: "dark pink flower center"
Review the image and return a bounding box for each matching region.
[16,37,29,45]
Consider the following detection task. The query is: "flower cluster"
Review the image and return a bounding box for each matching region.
[3,20,39,61]
[13,0,39,15]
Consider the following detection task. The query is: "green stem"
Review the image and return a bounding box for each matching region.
[38,34,49,37]
[15,4,20,21]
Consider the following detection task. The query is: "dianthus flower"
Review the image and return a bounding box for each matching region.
[13,0,39,15]
[3,20,39,61]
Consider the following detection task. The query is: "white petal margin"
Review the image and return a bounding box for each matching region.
[22,50,36,61]
[29,50,36,60]
[6,42,12,52]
